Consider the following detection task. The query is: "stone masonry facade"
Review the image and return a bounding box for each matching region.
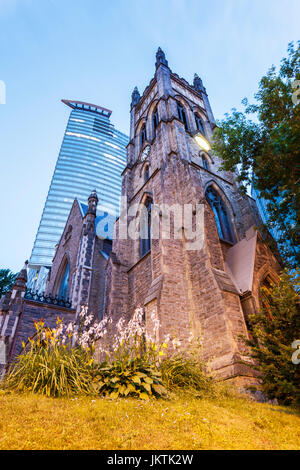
[100,49,281,384]
[0,49,281,385]
[0,263,76,373]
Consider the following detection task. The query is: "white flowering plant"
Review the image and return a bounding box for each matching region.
[90,308,169,399]
[3,307,169,399]
[3,305,211,399]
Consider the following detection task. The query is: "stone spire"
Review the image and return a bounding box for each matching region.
[155,47,168,69]
[193,73,205,93]
[13,260,28,290]
[73,191,98,317]
[193,74,215,126]
[131,86,140,108]
[87,189,98,216]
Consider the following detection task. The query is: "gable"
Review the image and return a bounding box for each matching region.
[45,199,84,295]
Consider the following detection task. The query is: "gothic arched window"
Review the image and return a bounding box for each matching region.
[144,165,150,183]
[140,124,147,149]
[260,275,273,318]
[201,153,210,171]
[205,186,235,244]
[58,261,69,300]
[177,102,189,131]
[140,198,152,257]
[195,113,205,135]
[153,106,159,137]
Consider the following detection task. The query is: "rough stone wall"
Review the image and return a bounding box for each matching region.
[128,253,152,315]
[9,300,75,363]
[88,239,109,320]
[100,51,281,383]
[105,134,253,379]
[251,236,281,311]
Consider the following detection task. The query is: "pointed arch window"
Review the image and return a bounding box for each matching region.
[260,275,273,318]
[153,106,159,137]
[140,198,152,257]
[144,165,150,183]
[58,261,69,300]
[201,153,210,171]
[195,113,205,135]
[140,124,147,149]
[205,186,235,243]
[177,102,189,131]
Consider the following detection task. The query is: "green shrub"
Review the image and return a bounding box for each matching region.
[160,352,213,394]
[244,269,300,406]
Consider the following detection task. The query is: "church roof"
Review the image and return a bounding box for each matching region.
[225,227,257,294]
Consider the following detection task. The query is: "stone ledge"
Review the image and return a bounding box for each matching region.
[24,299,76,314]
[212,268,240,294]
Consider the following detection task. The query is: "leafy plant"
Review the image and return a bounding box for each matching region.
[212,41,300,268]
[244,269,300,406]
[0,269,16,297]
[3,307,213,401]
[92,308,169,399]
[92,359,167,399]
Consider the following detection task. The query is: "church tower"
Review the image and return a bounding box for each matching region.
[103,48,280,384]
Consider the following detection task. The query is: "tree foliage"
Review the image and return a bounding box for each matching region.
[212,41,300,268]
[0,269,16,297]
[245,269,300,406]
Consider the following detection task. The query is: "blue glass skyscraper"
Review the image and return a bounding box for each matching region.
[251,186,281,241]
[28,99,128,290]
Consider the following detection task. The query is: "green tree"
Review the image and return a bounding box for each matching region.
[0,269,16,297]
[212,41,300,268]
[245,269,300,406]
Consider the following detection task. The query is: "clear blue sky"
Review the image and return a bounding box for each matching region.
[0,0,299,272]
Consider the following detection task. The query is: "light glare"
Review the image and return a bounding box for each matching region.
[194,134,211,151]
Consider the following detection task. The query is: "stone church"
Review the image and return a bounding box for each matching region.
[1,49,280,384]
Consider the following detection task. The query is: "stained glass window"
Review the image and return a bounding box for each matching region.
[153,107,159,136]
[140,124,147,149]
[177,102,189,131]
[202,154,210,170]
[140,198,152,257]
[58,262,69,300]
[195,113,205,135]
[205,186,235,243]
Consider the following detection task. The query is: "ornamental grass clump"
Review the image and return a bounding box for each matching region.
[3,317,94,397]
[160,353,213,395]
[159,335,214,395]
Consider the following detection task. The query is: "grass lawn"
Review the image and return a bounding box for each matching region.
[0,390,299,450]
